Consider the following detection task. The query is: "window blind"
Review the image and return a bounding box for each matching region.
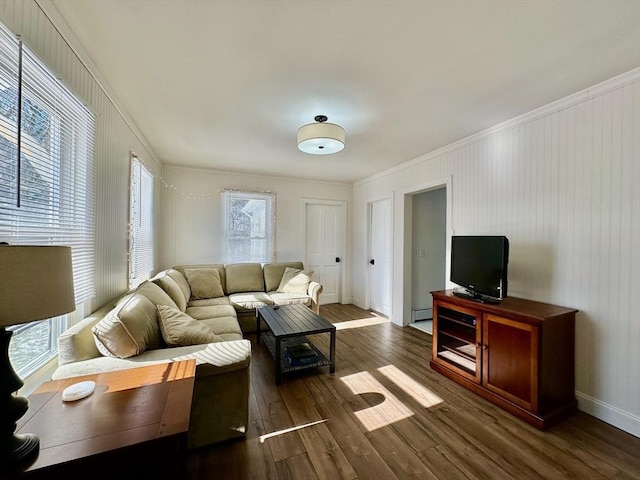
[129,155,153,288]
[0,23,96,304]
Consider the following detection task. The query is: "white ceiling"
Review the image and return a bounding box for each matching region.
[49,0,640,184]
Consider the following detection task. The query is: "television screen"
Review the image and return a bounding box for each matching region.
[450,235,509,301]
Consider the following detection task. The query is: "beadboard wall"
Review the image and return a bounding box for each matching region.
[3,0,637,438]
[353,69,640,436]
[0,0,163,312]
[159,166,352,281]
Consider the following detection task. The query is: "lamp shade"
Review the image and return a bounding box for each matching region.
[0,245,75,327]
[297,117,345,155]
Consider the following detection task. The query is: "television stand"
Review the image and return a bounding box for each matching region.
[430,290,578,430]
[453,289,500,305]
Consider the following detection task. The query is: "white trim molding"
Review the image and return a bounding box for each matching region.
[576,392,640,438]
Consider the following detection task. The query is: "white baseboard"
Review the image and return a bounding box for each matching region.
[412,309,432,321]
[576,391,640,438]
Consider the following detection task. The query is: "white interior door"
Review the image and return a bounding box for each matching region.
[369,198,391,316]
[304,202,344,304]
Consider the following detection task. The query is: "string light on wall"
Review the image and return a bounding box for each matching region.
[132,152,274,200]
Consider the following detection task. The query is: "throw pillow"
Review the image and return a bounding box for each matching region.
[157,304,223,346]
[92,294,161,358]
[153,274,187,311]
[277,267,313,295]
[184,267,224,299]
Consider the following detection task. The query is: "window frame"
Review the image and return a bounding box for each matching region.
[128,153,154,288]
[222,190,275,264]
[0,22,96,378]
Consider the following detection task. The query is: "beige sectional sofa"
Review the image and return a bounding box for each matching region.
[52,262,321,449]
[174,261,323,332]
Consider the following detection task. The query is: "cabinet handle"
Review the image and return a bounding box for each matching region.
[482,345,488,350]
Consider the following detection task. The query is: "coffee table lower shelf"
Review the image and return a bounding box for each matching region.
[261,332,331,377]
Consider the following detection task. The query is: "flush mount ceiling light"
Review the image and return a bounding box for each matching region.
[297,115,345,155]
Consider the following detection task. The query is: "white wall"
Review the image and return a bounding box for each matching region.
[353,69,640,437]
[0,1,163,312]
[159,165,353,299]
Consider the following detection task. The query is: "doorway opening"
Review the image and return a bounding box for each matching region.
[402,180,450,333]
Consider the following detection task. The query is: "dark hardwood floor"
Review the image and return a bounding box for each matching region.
[187,304,640,479]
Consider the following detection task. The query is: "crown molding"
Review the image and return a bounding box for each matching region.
[355,67,640,187]
[162,163,353,187]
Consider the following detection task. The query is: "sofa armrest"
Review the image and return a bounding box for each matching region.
[172,339,251,377]
[308,281,323,314]
[57,303,114,366]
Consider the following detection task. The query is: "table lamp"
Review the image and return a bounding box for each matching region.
[0,245,75,469]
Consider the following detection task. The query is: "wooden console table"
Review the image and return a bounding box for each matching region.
[430,290,577,430]
[8,360,196,479]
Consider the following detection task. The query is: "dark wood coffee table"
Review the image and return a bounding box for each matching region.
[257,304,336,385]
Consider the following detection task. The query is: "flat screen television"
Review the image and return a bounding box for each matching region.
[450,235,509,303]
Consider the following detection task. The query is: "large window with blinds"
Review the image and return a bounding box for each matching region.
[128,154,154,288]
[0,23,95,377]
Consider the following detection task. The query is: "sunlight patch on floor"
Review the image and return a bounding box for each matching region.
[340,371,413,431]
[259,419,328,443]
[378,365,443,408]
[333,316,390,330]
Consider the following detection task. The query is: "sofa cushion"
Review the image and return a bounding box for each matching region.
[157,304,223,346]
[216,332,245,342]
[153,273,187,312]
[92,294,163,358]
[186,304,237,320]
[166,268,191,304]
[136,280,179,310]
[277,267,313,294]
[229,292,273,311]
[200,317,244,337]
[268,292,312,308]
[170,339,251,374]
[175,264,227,294]
[263,262,304,293]
[53,339,251,380]
[184,267,225,299]
[225,263,265,294]
[188,297,230,308]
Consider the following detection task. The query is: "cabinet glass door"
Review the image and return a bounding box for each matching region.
[433,302,481,383]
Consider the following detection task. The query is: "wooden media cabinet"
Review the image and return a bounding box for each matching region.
[430,290,578,430]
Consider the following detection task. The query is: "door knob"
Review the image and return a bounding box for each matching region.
[370,259,375,265]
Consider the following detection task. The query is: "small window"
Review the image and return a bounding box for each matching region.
[129,154,154,288]
[223,190,275,263]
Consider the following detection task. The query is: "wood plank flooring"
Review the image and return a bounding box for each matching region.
[187,304,640,479]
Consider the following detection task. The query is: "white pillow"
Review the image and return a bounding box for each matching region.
[277,267,313,295]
